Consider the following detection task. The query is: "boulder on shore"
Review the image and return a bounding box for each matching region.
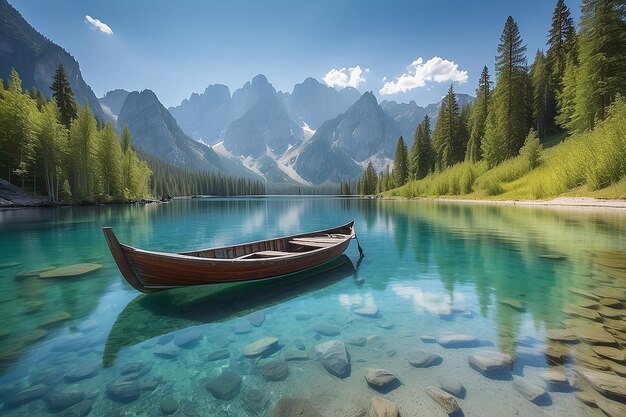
[0,178,52,207]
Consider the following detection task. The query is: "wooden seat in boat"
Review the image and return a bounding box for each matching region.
[236,250,295,259]
[289,240,334,248]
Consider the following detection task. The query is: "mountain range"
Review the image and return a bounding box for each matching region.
[2,0,474,186]
[0,0,107,122]
[170,76,474,184]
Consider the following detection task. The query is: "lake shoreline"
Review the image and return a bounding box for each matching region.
[382,195,626,209]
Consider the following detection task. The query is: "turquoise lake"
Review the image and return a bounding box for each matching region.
[1,197,625,416]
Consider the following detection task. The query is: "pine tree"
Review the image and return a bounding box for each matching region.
[433,85,463,169]
[466,67,492,162]
[482,16,531,166]
[481,98,508,168]
[570,0,626,132]
[359,162,378,195]
[392,136,409,187]
[50,64,78,129]
[546,0,577,132]
[531,50,549,139]
[459,102,471,155]
[519,129,543,169]
[409,115,435,179]
[556,52,578,129]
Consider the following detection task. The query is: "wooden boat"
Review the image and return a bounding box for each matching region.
[103,220,360,293]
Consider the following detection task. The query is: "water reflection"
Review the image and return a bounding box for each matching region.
[104,255,356,366]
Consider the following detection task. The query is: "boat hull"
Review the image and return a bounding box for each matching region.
[103,221,355,293]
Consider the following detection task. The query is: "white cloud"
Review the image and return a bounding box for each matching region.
[379,56,468,95]
[323,65,368,89]
[85,15,113,35]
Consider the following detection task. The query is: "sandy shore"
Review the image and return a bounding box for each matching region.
[390,196,626,209]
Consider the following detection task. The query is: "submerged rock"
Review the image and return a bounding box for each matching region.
[353,306,379,317]
[315,340,350,378]
[173,328,204,348]
[376,320,394,330]
[576,368,626,400]
[273,398,323,417]
[243,388,269,415]
[106,379,140,403]
[468,351,514,372]
[592,287,625,301]
[437,334,479,348]
[262,361,289,381]
[293,338,306,350]
[364,368,399,392]
[599,298,623,308]
[120,361,150,376]
[438,375,465,398]
[243,336,279,357]
[562,304,601,321]
[64,360,100,382]
[408,350,442,368]
[370,395,400,417]
[233,321,253,334]
[62,397,95,417]
[542,369,569,389]
[2,384,51,409]
[512,378,549,404]
[206,349,230,362]
[568,288,600,301]
[153,343,180,359]
[39,263,102,278]
[369,395,399,417]
[425,386,462,416]
[573,326,617,345]
[591,346,626,362]
[284,349,309,361]
[247,311,266,327]
[140,377,160,391]
[347,336,367,347]
[607,360,626,377]
[312,322,341,336]
[546,329,578,343]
[206,370,241,400]
[44,390,85,412]
[598,306,624,319]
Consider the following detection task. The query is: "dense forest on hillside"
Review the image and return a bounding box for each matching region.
[0,66,267,202]
[360,0,626,199]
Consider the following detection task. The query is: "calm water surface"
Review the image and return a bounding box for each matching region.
[1,197,625,416]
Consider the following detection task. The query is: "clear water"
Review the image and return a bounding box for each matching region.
[1,198,625,416]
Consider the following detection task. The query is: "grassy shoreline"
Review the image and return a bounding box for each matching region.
[382,99,626,203]
[380,195,626,209]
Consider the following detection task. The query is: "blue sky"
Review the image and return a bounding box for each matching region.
[10,0,581,107]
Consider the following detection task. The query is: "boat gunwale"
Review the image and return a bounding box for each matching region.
[115,219,355,264]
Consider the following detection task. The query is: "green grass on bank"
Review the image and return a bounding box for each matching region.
[385,99,626,200]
